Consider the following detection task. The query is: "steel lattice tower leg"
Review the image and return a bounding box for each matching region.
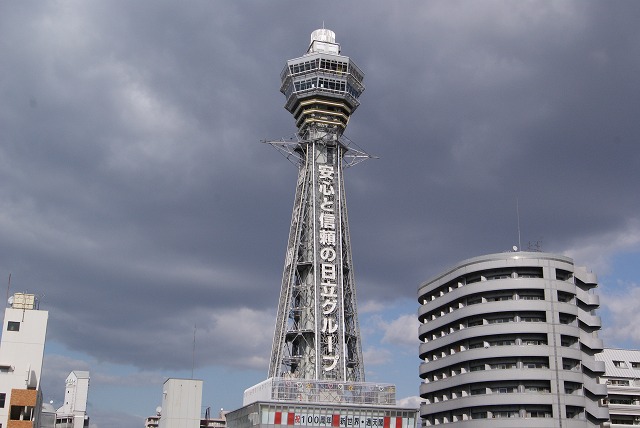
[269,130,364,382]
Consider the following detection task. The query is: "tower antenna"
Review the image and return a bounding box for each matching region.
[6,273,11,305]
[516,198,522,251]
[191,324,196,379]
[2,273,10,328]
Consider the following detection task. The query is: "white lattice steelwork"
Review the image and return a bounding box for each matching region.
[268,29,367,382]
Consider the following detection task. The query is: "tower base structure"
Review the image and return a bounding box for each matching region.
[243,378,397,407]
[226,401,417,428]
[226,378,418,428]
[227,379,417,428]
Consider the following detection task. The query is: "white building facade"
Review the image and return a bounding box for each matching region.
[597,348,640,427]
[0,293,49,428]
[54,371,90,428]
[418,252,609,426]
[158,378,203,428]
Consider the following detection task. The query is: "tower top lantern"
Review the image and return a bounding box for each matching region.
[280,29,364,138]
[307,29,339,54]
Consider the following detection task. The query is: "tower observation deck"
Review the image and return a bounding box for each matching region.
[268,29,367,382]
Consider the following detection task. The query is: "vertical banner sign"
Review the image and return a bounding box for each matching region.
[318,162,339,373]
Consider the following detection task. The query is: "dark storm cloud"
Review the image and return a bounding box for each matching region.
[342,2,640,296]
[1,0,639,377]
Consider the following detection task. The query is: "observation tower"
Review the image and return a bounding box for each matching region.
[268,28,368,382]
[227,31,417,428]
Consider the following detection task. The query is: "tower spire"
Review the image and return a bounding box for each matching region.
[268,29,366,382]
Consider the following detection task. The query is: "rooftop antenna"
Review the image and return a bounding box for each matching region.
[191,324,196,379]
[6,273,11,306]
[1,273,10,329]
[516,198,522,251]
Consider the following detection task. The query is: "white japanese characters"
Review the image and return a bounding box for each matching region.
[318,163,340,373]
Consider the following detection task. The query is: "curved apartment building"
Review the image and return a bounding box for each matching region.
[418,252,608,427]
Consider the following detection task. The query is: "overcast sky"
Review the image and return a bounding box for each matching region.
[2,1,640,427]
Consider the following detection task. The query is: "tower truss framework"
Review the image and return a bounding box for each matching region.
[268,29,368,382]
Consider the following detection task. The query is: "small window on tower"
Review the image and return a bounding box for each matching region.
[7,322,19,332]
[0,392,5,407]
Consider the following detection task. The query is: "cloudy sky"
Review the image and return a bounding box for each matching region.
[2,1,640,427]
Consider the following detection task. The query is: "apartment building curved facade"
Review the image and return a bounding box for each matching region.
[418,252,608,427]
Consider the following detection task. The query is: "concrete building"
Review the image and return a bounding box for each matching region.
[597,348,640,427]
[228,401,416,428]
[55,371,90,428]
[418,251,609,426]
[39,371,91,428]
[158,378,203,428]
[200,408,227,428]
[0,293,48,428]
[40,402,56,427]
[145,412,160,428]
[147,381,228,428]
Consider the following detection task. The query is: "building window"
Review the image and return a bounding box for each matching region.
[486,294,513,302]
[491,362,516,370]
[10,406,34,421]
[491,339,515,347]
[521,315,545,323]
[613,360,628,368]
[609,398,633,405]
[562,358,581,371]
[557,291,574,302]
[0,393,5,408]
[631,362,640,368]
[492,411,518,418]
[492,386,516,394]
[608,379,630,386]
[467,318,483,327]
[471,412,487,419]
[487,317,512,324]
[564,382,581,394]
[7,322,19,332]
[467,296,481,305]
[526,385,550,393]
[524,360,549,369]
[560,335,578,347]
[565,406,583,419]
[527,410,552,418]
[559,314,576,324]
